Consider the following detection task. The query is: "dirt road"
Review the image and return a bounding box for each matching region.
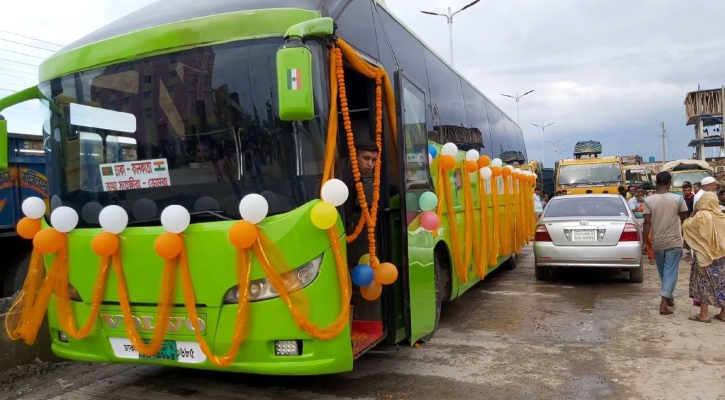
[2,247,724,400]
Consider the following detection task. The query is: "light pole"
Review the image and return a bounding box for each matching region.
[501,90,534,125]
[546,139,563,162]
[532,122,555,167]
[420,0,480,67]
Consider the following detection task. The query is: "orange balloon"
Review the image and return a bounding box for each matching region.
[33,228,64,255]
[440,155,456,171]
[229,220,258,249]
[502,167,512,176]
[374,262,398,285]
[91,232,119,257]
[360,281,382,301]
[512,171,521,179]
[464,160,478,173]
[154,232,183,259]
[491,166,503,177]
[17,217,41,240]
[529,175,536,183]
[477,155,490,168]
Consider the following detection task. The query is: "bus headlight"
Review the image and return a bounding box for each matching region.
[223,255,323,304]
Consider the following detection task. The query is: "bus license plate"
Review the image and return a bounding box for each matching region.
[572,230,596,241]
[108,337,206,364]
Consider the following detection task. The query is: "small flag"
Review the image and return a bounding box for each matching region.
[101,166,113,176]
[287,69,301,91]
[153,161,166,172]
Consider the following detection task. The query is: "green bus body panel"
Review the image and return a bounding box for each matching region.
[46,201,353,375]
[276,45,315,121]
[428,142,514,299]
[38,8,321,82]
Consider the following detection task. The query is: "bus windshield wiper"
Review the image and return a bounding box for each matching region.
[127,209,233,226]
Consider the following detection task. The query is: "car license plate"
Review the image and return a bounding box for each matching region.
[108,337,206,364]
[572,229,596,241]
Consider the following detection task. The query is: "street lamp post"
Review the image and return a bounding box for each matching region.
[532,122,555,167]
[420,0,480,67]
[501,90,534,125]
[546,139,563,162]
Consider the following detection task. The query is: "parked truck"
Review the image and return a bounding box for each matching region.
[555,141,625,194]
[660,159,713,194]
[0,133,48,298]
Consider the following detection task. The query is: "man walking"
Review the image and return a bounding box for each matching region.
[691,176,717,217]
[643,171,688,315]
[533,187,544,220]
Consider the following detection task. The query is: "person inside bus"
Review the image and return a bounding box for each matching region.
[341,140,379,234]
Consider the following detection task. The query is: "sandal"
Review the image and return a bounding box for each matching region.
[714,314,725,322]
[689,314,711,323]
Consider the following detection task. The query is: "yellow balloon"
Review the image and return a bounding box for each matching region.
[310,201,338,229]
[358,254,371,265]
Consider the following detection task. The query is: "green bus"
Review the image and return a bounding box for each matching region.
[1,0,531,375]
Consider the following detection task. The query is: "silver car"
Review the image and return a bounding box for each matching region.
[533,194,644,282]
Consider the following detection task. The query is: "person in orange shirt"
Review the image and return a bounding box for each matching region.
[629,187,654,264]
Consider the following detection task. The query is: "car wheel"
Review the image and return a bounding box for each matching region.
[629,262,644,283]
[535,264,550,281]
[420,252,444,343]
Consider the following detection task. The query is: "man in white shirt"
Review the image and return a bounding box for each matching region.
[533,187,544,220]
[691,176,717,217]
[627,187,645,212]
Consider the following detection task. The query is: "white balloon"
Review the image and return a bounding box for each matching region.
[514,168,522,175]
[50,206,79,233]
[491,158,503,168]
[239,194,269,224]
[428,154,433,165]
[161,205,190,234]
[480,167,493,180]
[465,149,480,162]
[99,205,129,234]
[441,142,458,157]
[504,165,514,173]
[22,196,47,219]
[320,179,349,207]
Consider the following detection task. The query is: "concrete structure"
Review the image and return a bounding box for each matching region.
[684,87,725,160]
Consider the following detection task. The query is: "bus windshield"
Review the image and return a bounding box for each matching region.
[558,162,622,185]
[39,38,328,228]
[671,171,711,188]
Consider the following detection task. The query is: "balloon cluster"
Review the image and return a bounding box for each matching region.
[229,194,269,250]
[351,254,398,301]
[311,179,348,230]
[417,191,439,231]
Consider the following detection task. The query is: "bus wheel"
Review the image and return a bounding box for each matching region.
[420,251,446,343]
[502,253,517,270]
[3,251,31,298]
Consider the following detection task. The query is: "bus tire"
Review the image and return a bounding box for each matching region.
[420,251,447,342]
[502,253,517,270]
[3,251,31,297]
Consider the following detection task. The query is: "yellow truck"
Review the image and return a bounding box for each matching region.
[555,141,625,194]
[660,159,713,194]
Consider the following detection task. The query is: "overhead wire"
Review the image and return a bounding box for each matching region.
[0,37,57,53]
[0,29,62,47]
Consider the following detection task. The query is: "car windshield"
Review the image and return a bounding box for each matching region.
[39,38,328,227]
[544,196,629,218]
[558,162,622,185]
[671,171,711,188]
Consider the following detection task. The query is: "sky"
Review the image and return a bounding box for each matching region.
[1,0,723,167]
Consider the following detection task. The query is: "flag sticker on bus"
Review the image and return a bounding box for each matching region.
[101,166,114,176]
[153,161,166,172]
[287,69,301,91]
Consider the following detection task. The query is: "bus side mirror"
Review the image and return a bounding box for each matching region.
[0,116,8,170]
[276,43,314,121]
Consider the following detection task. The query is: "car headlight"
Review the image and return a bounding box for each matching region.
[223,254,323,303]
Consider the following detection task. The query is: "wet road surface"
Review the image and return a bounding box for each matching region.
[3,247,724,400]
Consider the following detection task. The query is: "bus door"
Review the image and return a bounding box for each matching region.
[394,70,437,343]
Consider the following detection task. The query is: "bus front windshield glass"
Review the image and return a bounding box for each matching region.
[671,171,711,188]
[558,162,622,186]
[39,38,328,228]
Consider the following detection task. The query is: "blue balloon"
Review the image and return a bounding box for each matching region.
[352,264,375,287]
[428,145,437,158]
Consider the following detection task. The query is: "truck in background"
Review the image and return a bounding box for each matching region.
[555,141,625,194]
[0,133,48,298]
[660,159,713,194]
